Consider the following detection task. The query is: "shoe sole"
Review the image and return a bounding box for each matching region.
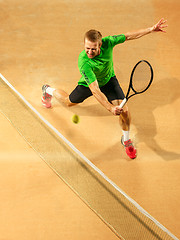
[41,97,52,108]
[121,135,125,146]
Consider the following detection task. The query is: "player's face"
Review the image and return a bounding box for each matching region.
[84,39,101,59]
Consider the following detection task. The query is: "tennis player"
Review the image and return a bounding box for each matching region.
[42,18,167,159]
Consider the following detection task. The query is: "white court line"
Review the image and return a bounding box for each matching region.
[0,73,178,240]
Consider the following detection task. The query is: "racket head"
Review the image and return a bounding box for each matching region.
[130,60,153,95]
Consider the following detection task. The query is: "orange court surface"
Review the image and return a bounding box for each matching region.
[0,0,180,239]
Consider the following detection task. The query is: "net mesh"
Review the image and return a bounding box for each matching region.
[131,61,152,93]
[0,77,177,240]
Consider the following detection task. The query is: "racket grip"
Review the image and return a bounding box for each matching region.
[119,98,127,108]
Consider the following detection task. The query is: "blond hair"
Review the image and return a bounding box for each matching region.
[84,29,102,44]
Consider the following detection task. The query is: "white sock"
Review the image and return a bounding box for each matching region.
[46,87,56,96]
[122,130,130,142]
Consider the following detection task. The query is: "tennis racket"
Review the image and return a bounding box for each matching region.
[119,60,153,108]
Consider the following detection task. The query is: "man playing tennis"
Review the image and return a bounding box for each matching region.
[42,18,167,159]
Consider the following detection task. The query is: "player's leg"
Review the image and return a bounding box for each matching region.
[101,76,136,159]
[100,77,131,140]
[111,99,131,138]
[53,89,77,107]
[118,103,131,141]
[112,100,131,130]
[42,84,92,108]
[112,99,136,159]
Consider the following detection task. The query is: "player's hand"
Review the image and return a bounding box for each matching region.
[152,18,168,33]
[111,105,123,115]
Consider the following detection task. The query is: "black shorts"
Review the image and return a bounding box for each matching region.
[69,76,125,104]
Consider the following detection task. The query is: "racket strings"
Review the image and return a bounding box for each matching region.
[131,61,152,93]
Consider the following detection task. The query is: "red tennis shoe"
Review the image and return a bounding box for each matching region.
[121,136,137,159]
[42,84,52,108]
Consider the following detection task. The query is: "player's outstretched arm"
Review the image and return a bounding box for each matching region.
[125,18,167,41]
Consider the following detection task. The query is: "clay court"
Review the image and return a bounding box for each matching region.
[0,0,180,239]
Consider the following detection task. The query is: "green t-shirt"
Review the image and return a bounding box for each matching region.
[78,34,126,87]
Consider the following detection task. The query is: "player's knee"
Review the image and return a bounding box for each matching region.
[65,100,73,107]
[65,97,77,107]
[66,102,74,107]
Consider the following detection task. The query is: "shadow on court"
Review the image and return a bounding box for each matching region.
[131,77,180,161]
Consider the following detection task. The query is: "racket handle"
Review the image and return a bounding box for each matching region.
[119,98,127,108]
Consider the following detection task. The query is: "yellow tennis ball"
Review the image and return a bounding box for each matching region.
[72,114,80,124]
